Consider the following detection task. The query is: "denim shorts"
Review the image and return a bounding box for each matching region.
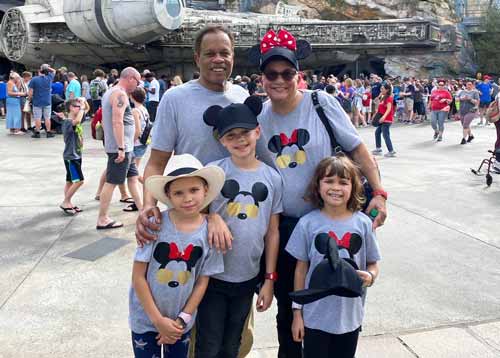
[32,105,51,120]
[133,144,148,158]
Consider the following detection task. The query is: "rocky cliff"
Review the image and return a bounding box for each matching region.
[230,0,474,77]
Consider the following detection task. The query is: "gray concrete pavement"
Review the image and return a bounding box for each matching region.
[1,117,499,357]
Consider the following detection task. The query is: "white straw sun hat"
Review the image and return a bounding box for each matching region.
[145,154,225,209]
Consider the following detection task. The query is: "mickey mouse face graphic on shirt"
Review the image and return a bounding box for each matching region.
[268,129,310,169]
[221,179,268,220]
[153,242,203,288]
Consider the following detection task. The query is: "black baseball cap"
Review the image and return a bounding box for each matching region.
[214,103,259,138]
[260,46,299,72]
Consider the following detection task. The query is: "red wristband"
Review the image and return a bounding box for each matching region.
[265,272,278,281]
[372,189,388,200]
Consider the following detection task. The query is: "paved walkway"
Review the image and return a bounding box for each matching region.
[0,117,499,357]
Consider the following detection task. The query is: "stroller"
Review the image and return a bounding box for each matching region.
[470,149,500,186]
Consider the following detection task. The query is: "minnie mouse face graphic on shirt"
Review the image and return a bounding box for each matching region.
[315,231,362,260]
[267,128,310,169]
[153,242,203,288]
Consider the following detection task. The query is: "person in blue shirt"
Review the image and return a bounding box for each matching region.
[0,75,6,117]
[476,76,492,125]
[29,64,56,138]
[65,72,82,99]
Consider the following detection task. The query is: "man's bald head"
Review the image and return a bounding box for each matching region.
[120,67,140,79]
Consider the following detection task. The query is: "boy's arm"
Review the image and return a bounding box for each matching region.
[257,214,279,312]
[71,107,85,126]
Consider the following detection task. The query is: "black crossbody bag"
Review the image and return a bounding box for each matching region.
[311,91,375,209]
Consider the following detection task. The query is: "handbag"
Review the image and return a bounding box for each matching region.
[139,109,152,145]
[23,99,31,113]
[371,112,382,127]
[486,99,500,123]
[312,91,377,209]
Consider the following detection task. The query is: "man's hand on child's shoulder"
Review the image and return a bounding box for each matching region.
[135,206,162,247]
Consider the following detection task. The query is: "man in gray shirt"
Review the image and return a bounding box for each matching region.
[96,67,142,230]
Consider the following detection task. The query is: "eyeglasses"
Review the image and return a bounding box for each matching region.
[263,69,297,81]
[130,77,140,85]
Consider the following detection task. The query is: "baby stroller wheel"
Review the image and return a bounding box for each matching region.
[486,174,493,186]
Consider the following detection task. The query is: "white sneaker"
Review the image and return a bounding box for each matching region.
[384,151,397,158]
[372,148,383,155]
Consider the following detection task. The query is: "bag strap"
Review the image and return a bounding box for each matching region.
[311,91,343,155]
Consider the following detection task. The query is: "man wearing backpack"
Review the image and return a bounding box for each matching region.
[90,69,108,113]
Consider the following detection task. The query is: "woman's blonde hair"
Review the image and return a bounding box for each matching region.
[304,155,365,212]
[172,75,183,86]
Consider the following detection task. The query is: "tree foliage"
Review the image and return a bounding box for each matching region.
[475,6,500,74]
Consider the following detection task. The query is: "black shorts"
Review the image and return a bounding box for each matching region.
[106,152,138,185]
[413,101,426,115]
[64,159,84,183]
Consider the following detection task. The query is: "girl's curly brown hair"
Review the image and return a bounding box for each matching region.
[304,155,365,212]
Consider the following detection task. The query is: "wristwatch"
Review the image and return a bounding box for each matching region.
[177,312,192,329]
[117,147,124,152]
[265,272,278,281]
[372,189,388,200]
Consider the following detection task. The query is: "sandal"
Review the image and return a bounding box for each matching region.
[73,206,83,213]
[60,206,76,216]
[94,195,100,201]
[123,203,138,212]
[120,197,135,204]
[96,221,124,230]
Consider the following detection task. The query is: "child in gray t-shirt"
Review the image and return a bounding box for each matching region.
[128,153,225,358]
[286,155,381,358]
[195,96,282,357]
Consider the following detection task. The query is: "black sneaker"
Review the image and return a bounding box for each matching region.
[460,138,467,145]
[433,132,439,140]
[20,128,27,133]
[46,132,55,138]
[31,131,40,138]
[467,135,474,143]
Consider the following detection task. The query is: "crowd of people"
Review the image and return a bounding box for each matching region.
[0,24,499,358]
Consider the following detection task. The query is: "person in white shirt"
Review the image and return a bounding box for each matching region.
[145,72,160,122]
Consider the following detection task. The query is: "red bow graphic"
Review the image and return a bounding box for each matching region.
[280,129,298,146]
[260,29,297,55]
[168,243,194,261]
[328,231,351,250]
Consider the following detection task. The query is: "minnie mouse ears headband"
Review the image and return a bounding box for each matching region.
[247,29,312,71]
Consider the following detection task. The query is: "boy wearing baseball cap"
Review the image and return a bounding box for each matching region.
[195,96,283,357]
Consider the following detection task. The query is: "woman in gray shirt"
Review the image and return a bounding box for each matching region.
[458,80,479,144]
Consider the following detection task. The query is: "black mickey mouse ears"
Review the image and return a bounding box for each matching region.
[203,96,262,138]
[289,233,364,305]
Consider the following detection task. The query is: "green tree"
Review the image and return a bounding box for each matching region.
[475,5,500,74]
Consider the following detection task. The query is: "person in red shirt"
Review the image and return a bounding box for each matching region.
[372,82,396,157]
[361,85,372,126]
[429,79,452,142]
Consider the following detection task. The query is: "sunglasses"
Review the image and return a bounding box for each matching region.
[263,69,297,81]
[71,104,82,108]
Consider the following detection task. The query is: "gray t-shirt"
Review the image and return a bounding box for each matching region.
[151,80,249,165]
[102,86,135,153]
[256,90,362,218]
[129,211,224,334]
[62,120,83,160]
[286,210,381,334]
[458,89,480,115]
[208,158,283,282]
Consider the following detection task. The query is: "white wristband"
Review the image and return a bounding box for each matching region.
[292,302,303,310]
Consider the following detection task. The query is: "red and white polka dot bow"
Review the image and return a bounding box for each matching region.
[260,29,297,54]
